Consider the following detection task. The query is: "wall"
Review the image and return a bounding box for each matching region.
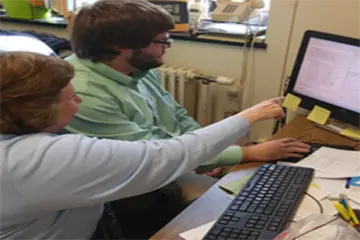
[1,0,359,140]
[164,0,297,140]
[0,0,297,140]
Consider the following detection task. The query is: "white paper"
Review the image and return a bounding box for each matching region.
[277,161,297,167]
[295,147,360,178]
[292,197,337,221]
[308,178,346,200]
[179,221,215,240]
[307,185,328,201]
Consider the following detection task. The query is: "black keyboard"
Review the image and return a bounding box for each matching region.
[203,164,314,240]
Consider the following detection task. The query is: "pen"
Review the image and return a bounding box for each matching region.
[339,194,348,208]
[333,202,354,226]
[346,202,360,225]
[345,178,351,189]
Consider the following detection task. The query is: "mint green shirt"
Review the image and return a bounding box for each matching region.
[63,54,243,170]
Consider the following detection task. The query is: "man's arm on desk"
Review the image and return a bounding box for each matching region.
[242,138,311,162]
[195,138,310,174]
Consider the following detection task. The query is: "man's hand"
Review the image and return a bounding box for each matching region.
[242,138,310,162]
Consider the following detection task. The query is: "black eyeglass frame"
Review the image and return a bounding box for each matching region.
[150,38,174,46]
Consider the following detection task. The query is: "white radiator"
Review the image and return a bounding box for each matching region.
[156,65,236,126]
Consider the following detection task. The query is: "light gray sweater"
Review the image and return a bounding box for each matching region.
[0,115,249,239]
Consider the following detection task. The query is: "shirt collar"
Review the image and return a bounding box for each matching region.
[74,55,148,85]
[0,134,17,141]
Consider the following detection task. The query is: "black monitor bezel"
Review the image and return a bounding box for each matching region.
[286,30,360,127]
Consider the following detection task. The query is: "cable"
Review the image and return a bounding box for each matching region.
[352,142,360,148]
[289,216,340,240]
[304,192,323,214]
[296,134,313,141]
[245,13,262,109]
[273,0,299,135]
[301,124,316,133]
[307,139,329,145]
[277,0,299,97]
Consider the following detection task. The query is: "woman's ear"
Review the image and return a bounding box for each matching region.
[113,46,123,55]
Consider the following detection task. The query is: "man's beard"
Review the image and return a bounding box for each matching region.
[128,50,163,71]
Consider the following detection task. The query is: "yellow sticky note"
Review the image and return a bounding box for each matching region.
[310,183,320,189]
[282,93,302,111]
[219,174,252,195]
[340,128,360,140]
[307,106,331,125]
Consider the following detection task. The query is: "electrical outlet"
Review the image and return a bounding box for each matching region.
[226,91,238,98]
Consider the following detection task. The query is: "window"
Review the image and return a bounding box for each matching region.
[69,0,271,13]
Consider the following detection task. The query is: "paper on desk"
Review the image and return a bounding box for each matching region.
[277,161,297,167]
[340,128,360,140]
[295,147,360,178]
[291,196,337,222]
[179,221,215,240]
[219,174,252,195]
[308,178,346,200]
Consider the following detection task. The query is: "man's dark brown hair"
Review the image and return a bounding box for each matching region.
[70,0,174,62]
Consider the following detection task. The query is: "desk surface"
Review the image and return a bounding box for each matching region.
[150,115,359,240]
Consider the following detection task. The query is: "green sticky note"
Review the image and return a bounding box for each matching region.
[307,106,331,125]
[340,128,360,140]
[282,93,302,111]
[219,174,252,195]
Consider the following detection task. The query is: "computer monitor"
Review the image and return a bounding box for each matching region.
[287,30,360,128]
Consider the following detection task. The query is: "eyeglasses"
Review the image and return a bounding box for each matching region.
[150,38,174,46]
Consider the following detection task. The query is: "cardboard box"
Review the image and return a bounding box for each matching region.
[150,0,190,32]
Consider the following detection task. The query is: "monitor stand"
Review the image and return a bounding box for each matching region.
[315,119,360,141]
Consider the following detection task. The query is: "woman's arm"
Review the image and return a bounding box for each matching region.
[9,115,249,210]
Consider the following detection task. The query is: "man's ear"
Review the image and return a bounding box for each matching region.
[118,48,135,57]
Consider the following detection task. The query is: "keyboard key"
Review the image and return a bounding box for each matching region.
[245,223,254,228]
[239,201,251,211]
[219,232,228,237]
[210,227,222,234]
[206,234,217,239]
[264,206,274,215]
[219,220,228,224]
[258,220,266,225]
[248,204,258,213]
[229,233,238,238]
[268,226,278,231]
[238,233,248,239]
[222,216,231,220]
[230,204,239,211]
[255,208,265,214]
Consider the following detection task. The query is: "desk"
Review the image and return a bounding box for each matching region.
[150,115,360,240]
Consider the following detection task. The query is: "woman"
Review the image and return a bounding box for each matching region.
[0,51,285,239]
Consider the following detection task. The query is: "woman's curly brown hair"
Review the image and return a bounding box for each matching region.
[0,51,74,134]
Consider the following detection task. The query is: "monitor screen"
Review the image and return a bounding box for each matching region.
[287,30,360,127]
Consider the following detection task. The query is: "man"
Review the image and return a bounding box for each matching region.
[62,0,309,238]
